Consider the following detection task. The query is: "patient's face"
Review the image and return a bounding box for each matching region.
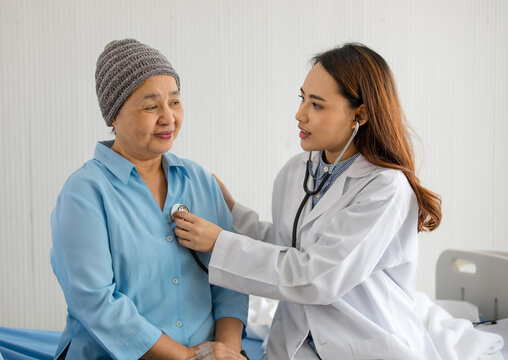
[111,75,183,161]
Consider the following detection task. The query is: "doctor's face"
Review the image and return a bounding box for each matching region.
[111,75,183,162]
[295,63,358,164]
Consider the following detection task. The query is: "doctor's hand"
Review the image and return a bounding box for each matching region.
[212,174,235,211]
[173,211,222,253]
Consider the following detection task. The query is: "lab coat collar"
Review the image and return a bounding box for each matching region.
[94,140,189,184]
[298,152,377,232]
[342,153,378,178]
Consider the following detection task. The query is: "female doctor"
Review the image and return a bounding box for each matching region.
[173,43,443,359]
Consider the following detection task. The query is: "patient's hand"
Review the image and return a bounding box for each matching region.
[213,174,235,211]
[173,211,222,253]
[188,341,246,360]
[209,342,247,360]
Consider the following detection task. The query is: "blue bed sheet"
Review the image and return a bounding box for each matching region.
[0,327,264,360]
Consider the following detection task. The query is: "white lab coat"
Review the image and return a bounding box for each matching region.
[209,152,441,360]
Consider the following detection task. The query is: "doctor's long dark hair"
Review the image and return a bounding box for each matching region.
[313,43,441,232]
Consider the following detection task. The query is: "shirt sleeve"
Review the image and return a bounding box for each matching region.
[230,202,277,244]
[209,171,416,306]
[208,176,249,330]
[228,158,290,245]
[50,185,161,360]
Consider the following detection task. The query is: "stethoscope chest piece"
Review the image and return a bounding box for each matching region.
[170,203,209,275]
[171,203,189,216]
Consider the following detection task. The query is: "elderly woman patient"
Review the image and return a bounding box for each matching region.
[50,39,248,360]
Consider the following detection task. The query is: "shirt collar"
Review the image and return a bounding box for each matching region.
[302,151,376,179]
[315,151,360,174]
[94,140,189,184]
[162,152,190,179]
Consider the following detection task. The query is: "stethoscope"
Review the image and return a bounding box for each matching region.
[171,205,250,360]
[172,121,359,271]
[170,204,209,274]
[291,120,360,248]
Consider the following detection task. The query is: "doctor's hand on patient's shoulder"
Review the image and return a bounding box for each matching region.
[173,211,222,253]
[187,341,247,360]
[212,174,235,211]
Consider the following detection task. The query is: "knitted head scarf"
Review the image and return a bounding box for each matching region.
[95,39,180,126]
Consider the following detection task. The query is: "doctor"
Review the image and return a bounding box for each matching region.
[174,43,443,359]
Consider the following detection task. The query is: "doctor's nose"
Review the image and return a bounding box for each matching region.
[295,104,307,123]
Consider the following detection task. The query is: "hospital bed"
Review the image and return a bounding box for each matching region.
[0,327,264,360]
[2,249,507,359]
[436,249,508,357]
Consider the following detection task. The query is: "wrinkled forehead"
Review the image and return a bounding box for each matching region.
[126,75,180,103]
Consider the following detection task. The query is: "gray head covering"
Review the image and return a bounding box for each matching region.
[95,38,180,126]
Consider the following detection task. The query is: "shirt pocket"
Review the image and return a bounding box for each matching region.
[350,334,418,360]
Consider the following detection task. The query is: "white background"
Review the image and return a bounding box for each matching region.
[1,0,507,330]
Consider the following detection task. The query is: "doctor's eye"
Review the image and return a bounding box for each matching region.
[312,102,323,110]
[145,105,157,111]
[298,94,304,102]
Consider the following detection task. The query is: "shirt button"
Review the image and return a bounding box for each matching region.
[323,166,329,172]
[166,235,173,242]
[316,192,321,198]
[172,278,179,285]
[176,320,183,327]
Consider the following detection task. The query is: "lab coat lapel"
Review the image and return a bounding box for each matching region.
[298,174,348,230]
[298,154,376,231]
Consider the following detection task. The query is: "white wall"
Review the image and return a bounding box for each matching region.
[1,0,507,331]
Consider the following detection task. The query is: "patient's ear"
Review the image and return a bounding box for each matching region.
[111,118,117,135]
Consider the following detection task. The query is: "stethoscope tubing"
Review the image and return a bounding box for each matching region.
[291,172,331,248]
[171,204,209,274]
[190,249,209,274]
[291,121,360,249]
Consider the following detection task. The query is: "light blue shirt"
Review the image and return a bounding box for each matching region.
[50,141,248,360]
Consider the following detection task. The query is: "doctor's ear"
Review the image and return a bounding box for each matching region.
[353,105,368,127]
